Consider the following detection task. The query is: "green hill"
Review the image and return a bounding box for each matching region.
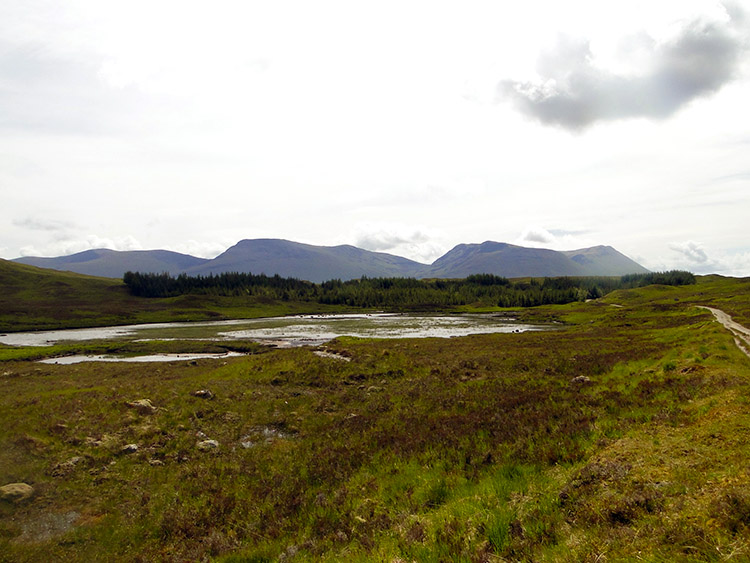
[0,259,140,331]
[0,259,339,332]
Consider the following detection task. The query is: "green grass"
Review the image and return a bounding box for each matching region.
[1,273,750,561]
[0,259,351,332]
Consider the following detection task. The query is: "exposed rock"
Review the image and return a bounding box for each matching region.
[1,482,34,503]
[51,456,84,477]
[571,375,592,384]
[126,399,157,415]
[192,389,214,400]
[120,443,139,455]
[196,439,219,451]
[148,459,164,466]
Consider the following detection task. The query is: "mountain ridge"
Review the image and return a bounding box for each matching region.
[13,248,208,279]
[12,238,649,282]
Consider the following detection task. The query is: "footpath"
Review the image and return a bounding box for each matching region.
[699,306,750,358]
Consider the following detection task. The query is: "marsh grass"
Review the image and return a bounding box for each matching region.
[1,276,750,561]
[0,260,352,333]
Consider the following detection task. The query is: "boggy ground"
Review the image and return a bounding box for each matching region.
[1,277,750,561]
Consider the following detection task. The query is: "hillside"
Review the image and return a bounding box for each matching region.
[12,239,649,281]
[0,259,342,332]
[0,258,137,331]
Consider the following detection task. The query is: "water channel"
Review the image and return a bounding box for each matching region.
[1,313,549,363]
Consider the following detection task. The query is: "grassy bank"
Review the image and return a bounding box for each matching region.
[2,277,749,561]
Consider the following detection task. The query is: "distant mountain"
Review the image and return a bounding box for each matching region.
[425,242,583,278]
[561,245,649,276]
[13,248,208,279]
[426,242,648,279]
[184,239,426,283]
[12,239,649,281]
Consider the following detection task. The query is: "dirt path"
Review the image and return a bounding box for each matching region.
[698,306,750,359]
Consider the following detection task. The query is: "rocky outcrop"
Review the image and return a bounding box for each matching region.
[192,389,214,400]
[196,439,219,451]
[127,399,157,415]
[1,482,34,503]
[51,456,84,477]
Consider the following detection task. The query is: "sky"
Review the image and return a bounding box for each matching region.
[2,0,749,275]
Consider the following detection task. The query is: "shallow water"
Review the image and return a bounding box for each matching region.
[1,313,546,348]
[38,352,244,365]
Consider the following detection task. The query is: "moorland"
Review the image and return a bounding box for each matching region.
[1,259,750,562]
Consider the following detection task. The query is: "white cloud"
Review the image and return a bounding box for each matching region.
[164,240,229,259]
[669,240,709,263]
[356,230,429,253]
[644,240,750,277]
[354,224,445,264]
[513,225,601,251]
[19,235,143,257]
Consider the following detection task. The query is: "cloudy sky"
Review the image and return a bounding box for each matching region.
[2,0,749,275]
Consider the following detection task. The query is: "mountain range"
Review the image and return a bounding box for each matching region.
[12,238,649,282]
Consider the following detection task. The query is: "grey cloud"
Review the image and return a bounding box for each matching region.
[520,228,554,244]
[356,231,430,252]
[669,240,709,263]
[500,6,747,130]
[13,217,75,232]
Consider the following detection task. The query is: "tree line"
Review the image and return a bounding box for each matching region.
[123,270,695,309]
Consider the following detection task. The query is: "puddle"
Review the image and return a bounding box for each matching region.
[39,352,243,364]
[11,511,80,544]
[240,426,291,448]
